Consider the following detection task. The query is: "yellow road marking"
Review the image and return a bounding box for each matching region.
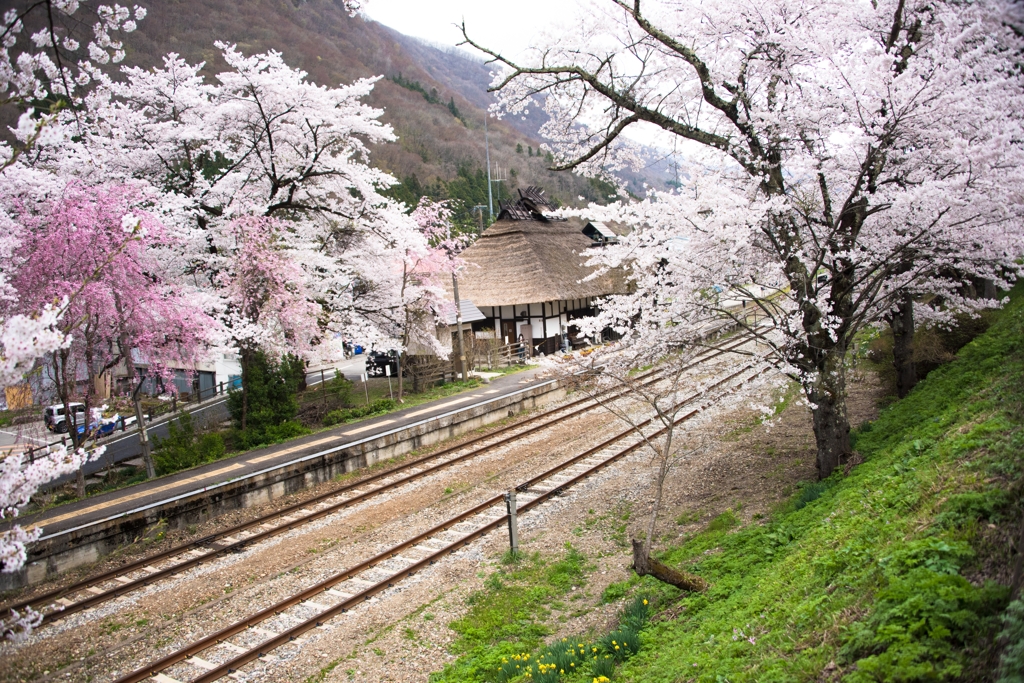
[403,395,478,418]
[247,436,336,463]
[342,420,395,435]
[40,463,246,527]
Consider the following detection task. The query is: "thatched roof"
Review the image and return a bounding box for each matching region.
[456,213,630,308]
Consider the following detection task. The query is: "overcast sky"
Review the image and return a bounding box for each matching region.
[362,0,673,152]
[362,0,581,58]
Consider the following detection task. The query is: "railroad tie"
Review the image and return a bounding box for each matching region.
[301,600,332,612]
[152,674,182,683]
[114,576,133,585]
[418,541,445,551]
[345,577,375,588]
[250,626,279,639]
[185,655,217,670]
[392,555,418,565]
[217,641,249,655]
[86,586,105,595]
[326,589,353,599]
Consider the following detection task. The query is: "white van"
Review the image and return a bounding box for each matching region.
[43,402,87,433]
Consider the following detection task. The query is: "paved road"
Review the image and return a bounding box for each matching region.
[0,420,50,453]
[38,357,368,487]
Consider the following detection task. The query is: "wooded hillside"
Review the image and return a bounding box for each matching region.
[107,0,658,218]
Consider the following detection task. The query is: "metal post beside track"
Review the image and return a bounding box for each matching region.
[504,490,518,556]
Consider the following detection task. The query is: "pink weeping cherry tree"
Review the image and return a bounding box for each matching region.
[8,182,213,490]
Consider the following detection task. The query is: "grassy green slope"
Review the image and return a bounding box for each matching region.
[618,292,1023,682]
[430,288,1023,683]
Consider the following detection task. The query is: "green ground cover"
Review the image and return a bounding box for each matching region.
[432,288,1024,682]
[430,545,591,683]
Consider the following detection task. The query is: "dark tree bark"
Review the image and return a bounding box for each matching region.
[887,294,917,399]
[1012,511,1024,601]
[115,294,155,478]
[808,359,852,480]
[632,539,708,592]
[239,346,253,433]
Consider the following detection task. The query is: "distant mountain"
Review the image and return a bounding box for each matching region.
[20,0,678,219]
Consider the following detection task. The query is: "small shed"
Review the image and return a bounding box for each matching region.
[455,186,629,355]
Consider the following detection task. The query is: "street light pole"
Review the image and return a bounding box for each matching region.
[452,271,468,382]
[485,117,494,220]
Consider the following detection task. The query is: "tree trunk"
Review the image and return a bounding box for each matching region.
[453,273,468,381]
[887,294,917,399]
[130,378,154,477]
[115,295,155,478]
[643,429,673,560]
[1011,512,1024,601]
[397,351,405,403]
[240,347,252,433]
[808,353,852,480]
[632,539,708,592]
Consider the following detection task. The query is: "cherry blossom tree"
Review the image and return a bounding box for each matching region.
[395,198,471,400]
[0,3,151,639]
[558,326,779,587]
[220,215,320,431]
[464,0,1024,478]
[28,42,421,370]
[6,182,213,488]
[1,1,146,172]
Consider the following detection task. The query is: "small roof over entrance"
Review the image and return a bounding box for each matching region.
[441,300,486,326]
[583,221,619,244]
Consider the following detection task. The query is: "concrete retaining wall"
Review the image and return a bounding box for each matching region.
[6,380,565,590]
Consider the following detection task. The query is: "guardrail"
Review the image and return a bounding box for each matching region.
[480,340,534,369]
[18,378,243,465]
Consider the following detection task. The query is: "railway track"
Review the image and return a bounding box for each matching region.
[4,333,759,627]
[114,360,770,683]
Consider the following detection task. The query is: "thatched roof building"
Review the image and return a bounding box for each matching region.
[456,187,629,355]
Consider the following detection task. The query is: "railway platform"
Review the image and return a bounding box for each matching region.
[4,367,562,590]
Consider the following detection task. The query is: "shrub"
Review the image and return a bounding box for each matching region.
[327,373,354,404]
[707,509,739,532]
[591,653,615,678]
[323,398,396,426]
[153,412,225,475]
[794,481,829,510]
[600,626,641,662]
[935,489,1011,529]
[620,594,651,630]
[841,567,1008,681]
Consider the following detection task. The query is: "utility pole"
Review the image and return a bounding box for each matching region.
[452,271,468,381]
[472,204,487,234]
[485,117,494,220]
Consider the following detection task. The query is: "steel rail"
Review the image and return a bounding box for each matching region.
[7,332,757,623]
[114,361,769,683]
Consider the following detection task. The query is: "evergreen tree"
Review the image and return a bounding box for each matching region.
[227,351,307,449]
